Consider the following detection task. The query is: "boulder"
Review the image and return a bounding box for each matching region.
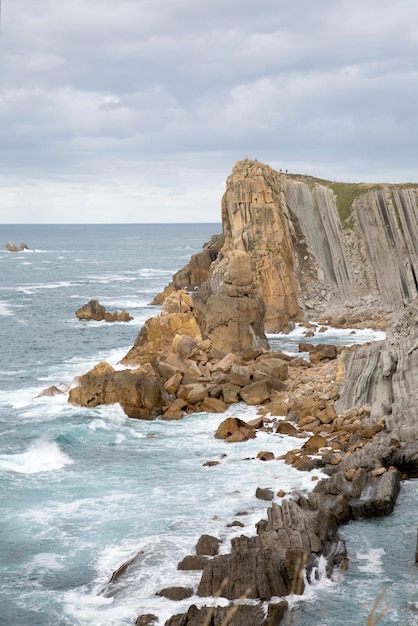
[35,385,65,398]
[240,381,270,405]
[195,534,220,556]
[177,555,208,570]
[253,357,288,381]
[68,363,164,419]
[200,397,228,414]
[256,487,274,501]
[157,587,193,601]
[214,417,256,441]
[299,343,337,362]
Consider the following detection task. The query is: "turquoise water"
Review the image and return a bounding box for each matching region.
[0,224,416,625]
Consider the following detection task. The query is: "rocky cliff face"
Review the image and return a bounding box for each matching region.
[157,160,418,334]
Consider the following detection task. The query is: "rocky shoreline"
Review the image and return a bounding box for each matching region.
[66,159,418,624]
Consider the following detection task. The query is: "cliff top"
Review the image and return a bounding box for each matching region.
[231,158,418,224]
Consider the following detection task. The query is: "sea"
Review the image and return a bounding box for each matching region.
[0,223,417,626]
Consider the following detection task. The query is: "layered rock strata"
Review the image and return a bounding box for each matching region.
[155,160,418,332]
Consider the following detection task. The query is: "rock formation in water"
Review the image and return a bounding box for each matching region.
[75,299,133,322]
[4,242,28,252]
[65,159,418,625]
[155,159,418,333]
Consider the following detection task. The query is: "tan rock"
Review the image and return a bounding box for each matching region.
[253,357,288,381]
[163,372,182,394]
[221,383,241,404]
[35,385,65,398]
[240,381,270,405]
[318,405,337,424]
[214,417,255,440]
[121,307,202,366]
[276,421,298,437]
[213,353,236,372]
[162,290,193,314]
[371,467,387,476]
[173,333,198,358]
[162,398,188,420]
[229,364,251,387]
[345,468,356,481]
[302,434,328,453]
[257,451,275,461]
[201,397,228,414]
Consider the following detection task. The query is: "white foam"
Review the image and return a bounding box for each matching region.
[0,440,73,474]
[0,369,27,376]
[99,298,152,309]
[0,302,13,316]
[357,547,385,575]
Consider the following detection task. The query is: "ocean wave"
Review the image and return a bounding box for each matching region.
[0,302,14,316]
[0,369,27,376]
[0,440,73,474]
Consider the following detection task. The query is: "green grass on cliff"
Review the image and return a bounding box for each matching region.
[329,182,380,225]
[287,173,418,227]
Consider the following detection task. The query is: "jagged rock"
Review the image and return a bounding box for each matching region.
[214,417,256,441]
[76,299,133,322]
[4,242,28,252]
[35,385,65,398]
[164,602,287,626]
[383,441,418,477]
[195,534,220,556]
[152,234,224,305]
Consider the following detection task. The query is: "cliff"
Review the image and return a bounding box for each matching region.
[66,159,418,625]
[157,160,418,333]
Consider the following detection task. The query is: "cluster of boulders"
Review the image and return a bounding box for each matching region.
[4,241,28,252]
[70,290,312,420]
[75,299,133,322]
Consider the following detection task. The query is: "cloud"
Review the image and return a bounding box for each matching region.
[1,0,418,222]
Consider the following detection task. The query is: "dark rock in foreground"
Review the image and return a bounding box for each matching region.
[164,601,288,626]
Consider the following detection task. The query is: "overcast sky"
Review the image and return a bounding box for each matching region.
[1,0,418,223]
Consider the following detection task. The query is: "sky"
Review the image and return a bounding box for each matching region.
[1,0,418,223]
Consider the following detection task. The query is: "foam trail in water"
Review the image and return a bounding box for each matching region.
[0,440,73,474]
